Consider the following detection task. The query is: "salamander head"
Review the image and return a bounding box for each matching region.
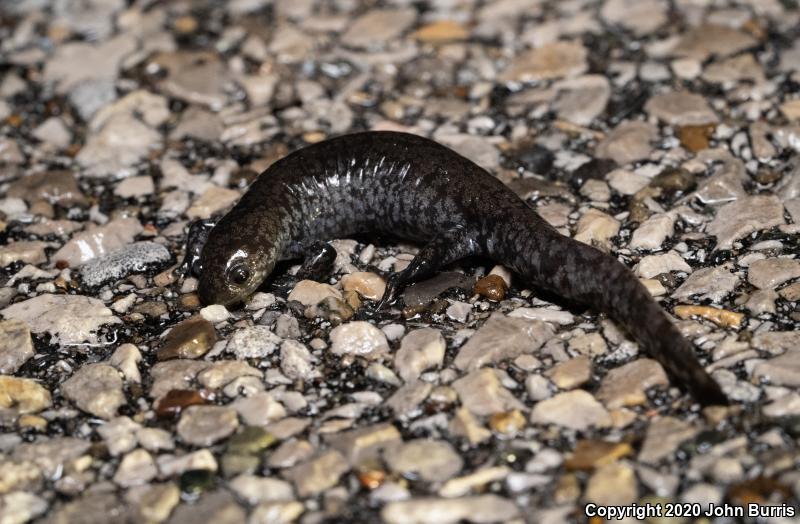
[197,226,275,307]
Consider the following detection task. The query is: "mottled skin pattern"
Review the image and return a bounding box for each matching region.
[198,131,728,406]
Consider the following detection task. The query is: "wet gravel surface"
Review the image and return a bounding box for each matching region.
[1,0,800,523]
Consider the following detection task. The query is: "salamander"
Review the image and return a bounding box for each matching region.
[190,131,728,406]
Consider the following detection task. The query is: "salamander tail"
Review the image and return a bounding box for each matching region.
[526,232,728,406]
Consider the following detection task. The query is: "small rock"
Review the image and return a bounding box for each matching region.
[473,275,507,301]
[530,390,611,430]
[673,24,758,61]
[394,328,446,382]
[341,272,386,301]
[0,241,48,268]
[1,293,120,345]
[280,340,318,381]
[0,319,35,374]
[707,196,785,249]
[638,416,698,464]
[452,368,525,417]
[412,20,468,44]
[449,407,492,445]
[645,91,718,126]
[678,124,716,153]
[546,357,592,389]
[508,307,574,325]
[61,363,125,419]
[607,169,650,195]
[601,0,667,35]
[231,392,287,426]
[283,450,349,497]
[155,389,212,419]
[226,326,280,359]
[489,410,527,437]
[177,406,239,446]
[198,361,261,389]
[673,264,740,303]
[288,280,342,306]
[382,495,519,524]
[186,186,240,219]
[634,251,692,278]
[329,321,389,360]
[80,241,171,287]
[158,316,216,360]
[52,217,143,268]
[747,258,800,290]
[109,343,142,383]
[326,423,401,466]
[753,350,800,387]
[501,41,588,82]
[0,375,52,414]
[454,312,553,370]
[574,209,620,250]
[564,439,633,471]
[585,462,638,505]
[7,170,87,207]
[568,332,608,357]
[227,426,278,455]
[340,8,417,49]
[115,176,155,198]
[596,121,658,165]
[33,117,72,149]
[673,305,743,328]
[596,359,669,408]
[114,449,157,487]
[385,439,463,482]
[629,213,676,250]
[77,113,161,178]
[229,474,293,504]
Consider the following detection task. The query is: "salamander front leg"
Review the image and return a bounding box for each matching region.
[176,218,216,278]
[296,241,338,281]
[376,227,479,310]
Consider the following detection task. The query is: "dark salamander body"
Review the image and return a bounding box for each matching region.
[197,131,727,406]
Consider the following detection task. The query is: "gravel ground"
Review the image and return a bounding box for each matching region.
[1,1,800,523]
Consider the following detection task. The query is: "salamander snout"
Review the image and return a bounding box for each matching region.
[197,238,273,307]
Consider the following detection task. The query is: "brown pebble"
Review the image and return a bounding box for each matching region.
[343,289,362,311]
[173,15,198,34]
[402,303,428,318]
[753,168,782,185]
[489,410,526,437]
[411,20,468,44]
[133,301,169,319]
[154,266,178,287]
[779,282,800,302]
[55,260,70,270]
[674,305,743,328]
[553,473,580,504]
[157,315,217,360]
[179,293,201,310]
[678,124,715,153]
[564,439,633,471]
[18,414,48,431]
[155,389,213,419]
[728,476,791,506]
[357,469,387,490]
[474,275,507,301]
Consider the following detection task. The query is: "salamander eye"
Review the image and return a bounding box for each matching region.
[227,264,250,286]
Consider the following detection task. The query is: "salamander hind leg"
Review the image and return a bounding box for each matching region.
[376,227,480,310]
[296,241,338,281]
